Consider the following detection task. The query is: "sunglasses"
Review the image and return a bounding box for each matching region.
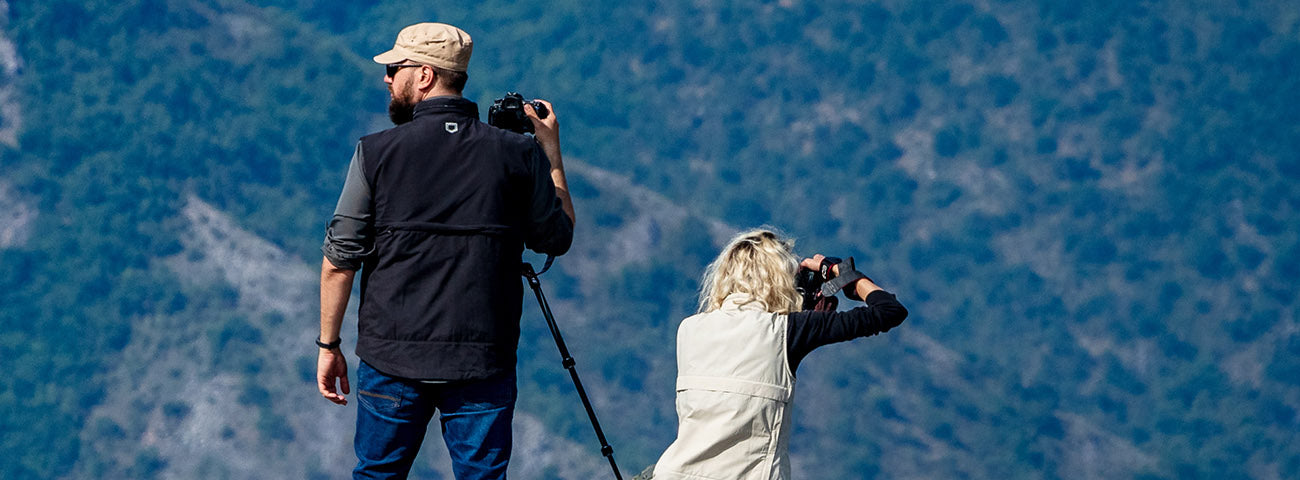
[385,63,423,77]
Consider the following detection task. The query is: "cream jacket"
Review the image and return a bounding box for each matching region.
[654,294,795,480]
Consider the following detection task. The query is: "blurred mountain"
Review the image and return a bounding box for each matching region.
[1,0,1297,479]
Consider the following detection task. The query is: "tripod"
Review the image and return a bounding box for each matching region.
[522,261,624,480]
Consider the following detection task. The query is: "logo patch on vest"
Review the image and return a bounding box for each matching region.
[445,122,460,133]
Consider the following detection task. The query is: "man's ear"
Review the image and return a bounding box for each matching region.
[418,65,438,90]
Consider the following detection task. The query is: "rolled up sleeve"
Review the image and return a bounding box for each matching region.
[321,142,374,270]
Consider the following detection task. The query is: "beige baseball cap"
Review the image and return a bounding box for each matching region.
[373,23,473,72]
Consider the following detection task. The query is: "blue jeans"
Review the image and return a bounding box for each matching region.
[353,361,517,480]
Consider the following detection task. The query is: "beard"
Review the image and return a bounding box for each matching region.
[387,78,417,125]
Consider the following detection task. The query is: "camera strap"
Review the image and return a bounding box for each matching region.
[535,255,555,275]
[521,255,556,278]
[820,256,868,301]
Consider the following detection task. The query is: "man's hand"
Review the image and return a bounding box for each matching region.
[525,99,559,150]
[317,347,350,405]
[319,257,354,405]
[525,99,575,224]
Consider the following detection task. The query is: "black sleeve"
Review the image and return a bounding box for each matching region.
[786,290,908,374]
[522,143,574,255]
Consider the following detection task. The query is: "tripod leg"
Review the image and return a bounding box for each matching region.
[523,264,624,479]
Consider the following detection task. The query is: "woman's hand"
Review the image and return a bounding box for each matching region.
[800,254,841,278]
[802,254,882,300]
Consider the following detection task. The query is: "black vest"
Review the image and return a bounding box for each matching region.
[355,97,565,380]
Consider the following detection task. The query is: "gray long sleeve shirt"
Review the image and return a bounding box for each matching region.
[321,142,374,270]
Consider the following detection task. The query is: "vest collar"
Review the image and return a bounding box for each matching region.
[413,96,480,120]
[720,293,769,312]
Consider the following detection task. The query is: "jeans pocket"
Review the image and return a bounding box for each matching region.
[356,362,408,413]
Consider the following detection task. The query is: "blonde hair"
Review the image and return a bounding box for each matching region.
[698,228,802,314]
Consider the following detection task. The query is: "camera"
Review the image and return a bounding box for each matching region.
[488,92,549,134]
[795,256,841,312]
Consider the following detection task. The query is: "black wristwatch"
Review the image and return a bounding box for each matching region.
[316,336,342,350]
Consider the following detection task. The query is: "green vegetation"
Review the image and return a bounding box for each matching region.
[1,0,1297,478]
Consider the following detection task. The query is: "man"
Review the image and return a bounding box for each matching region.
[316,22,575,479]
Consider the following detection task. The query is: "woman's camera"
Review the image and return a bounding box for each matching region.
[796,256,841,312]
[488,92,549,134]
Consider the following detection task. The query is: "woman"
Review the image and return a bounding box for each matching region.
[647,229,908,480]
